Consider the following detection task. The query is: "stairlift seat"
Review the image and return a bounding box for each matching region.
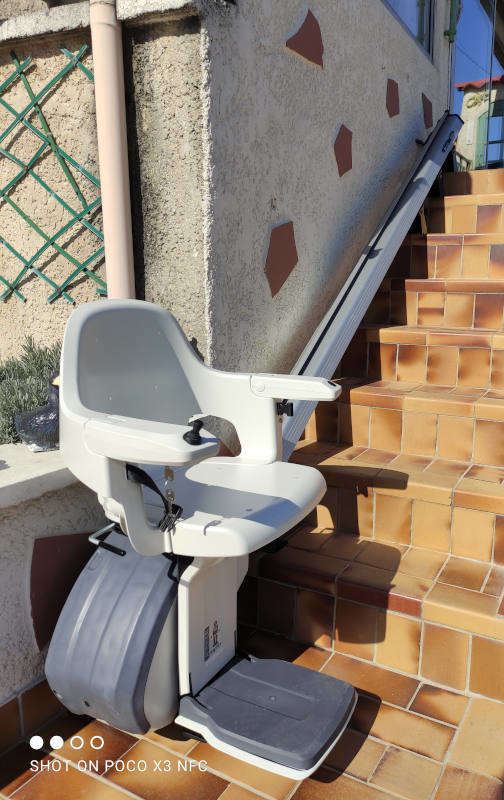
[47,299,356,781]
[143,458,326,557]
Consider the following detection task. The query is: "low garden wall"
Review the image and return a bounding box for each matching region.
[0,444,105,706]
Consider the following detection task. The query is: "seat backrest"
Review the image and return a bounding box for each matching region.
[72,300,200,425]
[60,300,207,554]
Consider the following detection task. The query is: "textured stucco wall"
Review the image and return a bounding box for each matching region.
[125,16,207,358]
[0,32,103,360]
[0,1,451,373]
[0,482,105,701]
[200,0,452,373]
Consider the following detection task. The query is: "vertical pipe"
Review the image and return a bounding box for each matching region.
[89,0,135,299]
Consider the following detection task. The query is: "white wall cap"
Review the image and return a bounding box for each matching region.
[0,3,89,45]
[0,443,75,509]
[116,0,197,21]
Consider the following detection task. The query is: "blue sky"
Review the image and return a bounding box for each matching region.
[454,0,502,114]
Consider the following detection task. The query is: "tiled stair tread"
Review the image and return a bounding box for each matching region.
[259,525,504,632]
[293,440,504,509]
[441,167,504,197]
[361,323,504,346]
[337,378,504,418]
[426,193,504,206]
[404,278,504,292]
[406,232,504,244]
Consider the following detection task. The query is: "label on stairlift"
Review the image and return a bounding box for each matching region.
[204,619,221,661]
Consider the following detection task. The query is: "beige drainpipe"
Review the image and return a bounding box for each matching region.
[89,0,135,299]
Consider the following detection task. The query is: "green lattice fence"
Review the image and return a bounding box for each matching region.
[0,46,106,304]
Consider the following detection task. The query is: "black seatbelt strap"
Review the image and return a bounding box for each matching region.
[126,463,183,533]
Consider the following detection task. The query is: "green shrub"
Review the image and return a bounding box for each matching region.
[0,338,61,445]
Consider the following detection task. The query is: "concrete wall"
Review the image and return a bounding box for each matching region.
[0,0,451,375]
[0,468,105,700]
[200,0,452,374]
[125,16,208,358]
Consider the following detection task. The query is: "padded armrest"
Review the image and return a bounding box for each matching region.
[250,374,340,402]
[84,415,219,466]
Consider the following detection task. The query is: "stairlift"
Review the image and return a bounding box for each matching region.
[46,299,357,779]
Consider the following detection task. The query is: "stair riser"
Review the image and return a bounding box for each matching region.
[391,240,504,280]
[241,577,504,702]
[441,168,504,196]
[305,486,503,563]
[314,401,504,465]
[425,202,504,236]
[407,290,504,330]
[342,339,504,390]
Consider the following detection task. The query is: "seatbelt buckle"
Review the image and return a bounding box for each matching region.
[160,502,183,534]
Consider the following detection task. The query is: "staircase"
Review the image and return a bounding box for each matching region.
[241,168,504,704]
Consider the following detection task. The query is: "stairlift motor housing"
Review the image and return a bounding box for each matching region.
[46,299,357,779]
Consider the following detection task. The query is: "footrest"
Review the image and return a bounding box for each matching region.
[177,655,357,779]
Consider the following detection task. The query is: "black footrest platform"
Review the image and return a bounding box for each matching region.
[178,655,357,775]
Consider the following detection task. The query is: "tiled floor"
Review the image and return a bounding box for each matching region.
[1,632,503,800]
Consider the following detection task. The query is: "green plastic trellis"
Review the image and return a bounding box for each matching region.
[0,46,107,304]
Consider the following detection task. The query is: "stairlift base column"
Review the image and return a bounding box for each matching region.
[177,555,248,697]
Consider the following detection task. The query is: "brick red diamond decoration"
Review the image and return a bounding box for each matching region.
[422,93,433,128]
[386,79,400,117]
[265,221,298,297]
[334,124,353,176]
[286,10,324,68]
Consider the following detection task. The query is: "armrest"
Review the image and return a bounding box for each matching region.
[84,415,219,466]
[250,374,341,402]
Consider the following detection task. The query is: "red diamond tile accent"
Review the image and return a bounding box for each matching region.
[422,93,433,128]
[334,125,353,177]
[386,78,400,117]
[286,10,324,68]
[265,221,298,297]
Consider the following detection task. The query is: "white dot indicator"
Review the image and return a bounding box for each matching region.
[50,735,64,750]
[29,735,44,750]
[90,735,104,750]
[70,734,84,750]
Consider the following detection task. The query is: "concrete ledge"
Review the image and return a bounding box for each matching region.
[0,443,75,508]
[0,2,89,45]
[117,0,197,22]
[0,0,201,44]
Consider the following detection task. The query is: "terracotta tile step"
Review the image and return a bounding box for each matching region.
[249,528,504,695]
[337,378,504,417]
[440,168,504,197]
[341,325,504,390]
[423,199,504,236]
[361,277,504,330]
[390,236,504,281]
[248,527,504,692]
[362,324,504,347]
[408,232,504,245]
[404,278,504,292]
[308,379,504,460]
[402,279,504,331]
[291,440,504,559]
[426,193,504,207]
